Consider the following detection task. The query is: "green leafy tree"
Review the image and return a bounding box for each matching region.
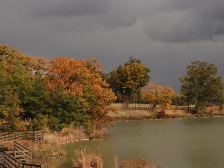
[107,57,150,103]
[47,90,91,130]
[22,73,49,119]
[0,45,49,130]
[22,57,49,119]
[0,44,33,130]
[171,94,185,106]
[179,61,224,112]
[0,66,23,130]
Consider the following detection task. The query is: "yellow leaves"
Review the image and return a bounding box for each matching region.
[142,83,175,108]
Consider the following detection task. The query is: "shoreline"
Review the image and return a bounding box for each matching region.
[107,109,224,122]
[111,115,224,122]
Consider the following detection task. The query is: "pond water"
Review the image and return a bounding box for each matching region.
[56,118,224,168]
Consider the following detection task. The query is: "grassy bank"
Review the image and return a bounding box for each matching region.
[107,103,224,121]
[107,109,191,121]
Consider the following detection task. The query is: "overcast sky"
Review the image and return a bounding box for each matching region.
[1,0,224,92]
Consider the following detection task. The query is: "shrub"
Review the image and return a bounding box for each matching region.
[157,110,166,119]
[89,128,107,140]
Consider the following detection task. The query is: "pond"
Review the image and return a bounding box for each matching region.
[56,117,224,168]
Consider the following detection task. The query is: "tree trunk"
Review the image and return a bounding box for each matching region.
[152,104,157,112]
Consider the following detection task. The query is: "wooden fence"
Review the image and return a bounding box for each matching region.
[0,132,23,142]
[116,106,195,111]
[22,130,43,142]
[0,141,43,168]
[4,150,20,168]
[0,130,43,142]
[14,141,32,161]
[22,163,42,168]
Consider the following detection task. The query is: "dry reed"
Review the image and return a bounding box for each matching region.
[43,127,87,146]
[114,155,118,168]
[89,128,107,140]
[73,148,103,168]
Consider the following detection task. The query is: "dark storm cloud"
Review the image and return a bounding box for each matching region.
[143,0,224,42]
[19,0,224,42]
[23,0,147,30]
[26,0,108,17]
[1,0,224,91]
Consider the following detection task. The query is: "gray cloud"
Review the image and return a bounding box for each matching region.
[1,0,224,91]
[143,0,224,42]
[27,0,108,17]
[20,0,224,42]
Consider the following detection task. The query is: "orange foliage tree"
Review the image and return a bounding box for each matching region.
[45,57,116,127]
[141,83,175,111]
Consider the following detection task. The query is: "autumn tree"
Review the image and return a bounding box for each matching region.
[141,83,175,111]
[0,44,36,130]
[0,44,51,130]
[0,44,116,130]
[45,57,116,128]
[107,57,150,104]
[179,61,224,112]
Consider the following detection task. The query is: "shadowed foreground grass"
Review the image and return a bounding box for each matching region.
[73,148,161,168]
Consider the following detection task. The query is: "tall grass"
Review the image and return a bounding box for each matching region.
[114,156,118,168]
[89,128,108,140]
[72,149,161,168]
[73,148,103,168]
[43,127,87,146]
